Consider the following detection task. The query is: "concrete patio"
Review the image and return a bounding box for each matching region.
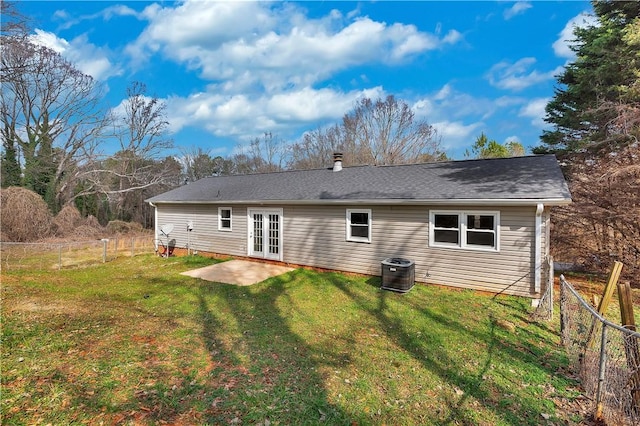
[180,259,295,286]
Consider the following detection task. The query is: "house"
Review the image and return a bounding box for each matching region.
[146,154,571,298]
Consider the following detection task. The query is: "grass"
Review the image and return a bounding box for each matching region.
[2,254,582,425]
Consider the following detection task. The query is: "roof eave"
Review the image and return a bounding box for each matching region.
[147,197,572,207]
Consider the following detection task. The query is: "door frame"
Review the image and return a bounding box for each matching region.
[247,208,284,261]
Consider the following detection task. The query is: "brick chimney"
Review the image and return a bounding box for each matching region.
[333,152,343,172]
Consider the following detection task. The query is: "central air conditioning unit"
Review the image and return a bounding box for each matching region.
[381,258,415,293]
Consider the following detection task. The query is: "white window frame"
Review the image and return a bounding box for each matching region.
[346,209,372,243]
[429,210,500,252]
[218,207,232,231]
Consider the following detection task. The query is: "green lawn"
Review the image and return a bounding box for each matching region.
[2,255,581,425]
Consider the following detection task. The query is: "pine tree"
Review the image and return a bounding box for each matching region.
[1,138,21,187]
[538,1,640,153]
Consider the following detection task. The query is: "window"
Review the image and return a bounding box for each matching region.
[218,207,232,231]
[429,210,499,251]
[346,209,371,243]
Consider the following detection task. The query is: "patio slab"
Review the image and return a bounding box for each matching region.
[180,259,295,286]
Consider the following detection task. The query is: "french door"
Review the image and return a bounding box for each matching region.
[248,209,283,261]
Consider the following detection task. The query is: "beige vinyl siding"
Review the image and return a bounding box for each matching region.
[282,205,539,297]
[155,203,542,297]
[156,204,247,256]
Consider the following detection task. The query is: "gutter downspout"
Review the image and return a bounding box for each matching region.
[534,203,544,295]
[150,202,158,252]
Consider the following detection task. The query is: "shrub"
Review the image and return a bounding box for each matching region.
[0,187,53,242]
[53,205,84,237]
[106,220,144,235]
[84,215,101,229]
[71,225,105,239]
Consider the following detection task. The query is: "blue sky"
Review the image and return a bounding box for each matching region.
[19,0,594,160]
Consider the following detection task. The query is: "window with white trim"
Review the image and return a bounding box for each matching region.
[218,207,232,231]
[346,209,371,243]
[429,211,499,251]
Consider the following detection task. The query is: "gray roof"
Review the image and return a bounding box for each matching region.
[147,155,572,206]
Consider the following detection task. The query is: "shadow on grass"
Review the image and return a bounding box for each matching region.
[3,254,571,425]
[334,276,571,425]
[192,270,354,424]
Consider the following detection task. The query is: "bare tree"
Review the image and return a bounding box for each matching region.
[230,132,285,174]
[288,125,345,169]
[77,82,175,221]
[289,95,444,170]
[342,95,443,165]
[180,146,219,182]
[1,37,110,210]
[552,143,640,280]
[1,1,31,82]
[248,132,285,172]
[1,2,28,35]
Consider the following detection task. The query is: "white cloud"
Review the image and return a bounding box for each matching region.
[126,1,460,92]
[504,2,532,20]
[553,12,598,59]
[100,5,141,20]
[30,29,69,53]
[412,99,434,117]
[487,58,562,91]
[411,84,536,155]
[346,5,362,20]
[53,4,143,31]
[30,30,121,81]
[423,84,507,121]
[433,120,483,152]
[165,86,385,140]
[442,29,463,45]
[518,97,549,127]
[434,120,482,140]
[433,84,452,101]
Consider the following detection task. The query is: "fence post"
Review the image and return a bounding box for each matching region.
[131,237,135,257]
[101,239,108,263]
[587,262,624,350]
[58,244,62,270]
[597,261,624,315]
[618,281,640,411]
[595,323,608,421]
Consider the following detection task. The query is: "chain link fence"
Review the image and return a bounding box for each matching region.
[0,236,156,271]
[531,256,555,321]
[560,275,640,425]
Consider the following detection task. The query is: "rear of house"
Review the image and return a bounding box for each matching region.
[147,155,571,298]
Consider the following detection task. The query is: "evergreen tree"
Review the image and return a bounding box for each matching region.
[538,1,640,153]
[1,138,21,187]
[466,133,525,159]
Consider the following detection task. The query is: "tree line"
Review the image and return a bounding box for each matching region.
[535,0,640,279]
[1,3,180,227]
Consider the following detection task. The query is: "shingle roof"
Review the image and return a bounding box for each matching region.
[146,154,572,205]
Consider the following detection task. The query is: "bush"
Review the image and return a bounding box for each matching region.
[106,220,144,235]
[53,205,84,237]
[0,187,53,242]
[71,225,105,239]
[85,215,101,229]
